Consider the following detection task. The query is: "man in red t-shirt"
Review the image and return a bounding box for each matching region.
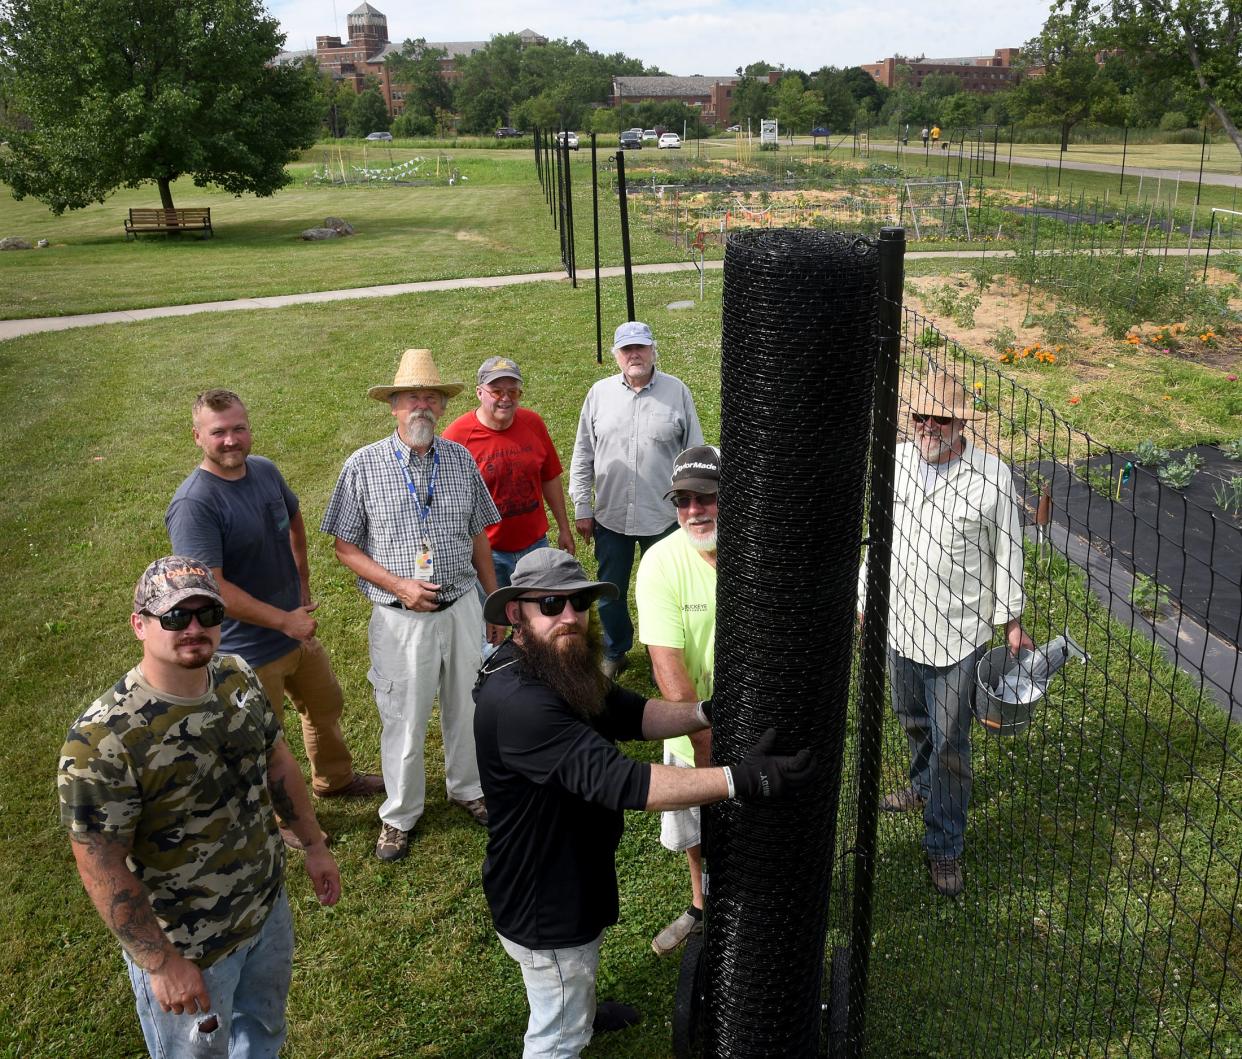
[443,357,575,595]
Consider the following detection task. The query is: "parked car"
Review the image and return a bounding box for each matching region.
[619,130,642,150]
[642,129,658,143]
[810,127,832,138]
[658,132,681,149]
[557,131,580,150]
[365,131,393,141]
[494,127,523,139]
[727,124,741,132]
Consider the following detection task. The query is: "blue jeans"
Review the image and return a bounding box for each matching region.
[887,646,986,860]
[480,538,549,659]
[125,889,293,1059]
[498,931,603,1059]
[592,521,676,660]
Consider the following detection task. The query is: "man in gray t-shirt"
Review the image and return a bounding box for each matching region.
[167,389,383,849]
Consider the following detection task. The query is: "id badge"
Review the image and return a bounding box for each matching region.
[414,539,435,581]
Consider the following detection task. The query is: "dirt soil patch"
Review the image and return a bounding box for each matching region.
[904,271,1242,372]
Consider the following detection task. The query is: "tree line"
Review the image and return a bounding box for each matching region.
[0,0,1236,216]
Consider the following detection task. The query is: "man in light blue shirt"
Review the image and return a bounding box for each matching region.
[569,322,704,679]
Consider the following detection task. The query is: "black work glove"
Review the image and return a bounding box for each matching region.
[727,728,816,800]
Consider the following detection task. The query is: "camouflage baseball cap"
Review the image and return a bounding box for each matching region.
[133,556,224,615]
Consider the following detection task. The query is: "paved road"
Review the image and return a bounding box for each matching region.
[694,136,1242,189]
[861,141,1242,190]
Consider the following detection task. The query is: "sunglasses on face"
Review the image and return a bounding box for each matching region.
[670,492,718,510]
[912,414,955,426]
[484,386,522,400]
[147,602,226,631]
[516,592,596,616]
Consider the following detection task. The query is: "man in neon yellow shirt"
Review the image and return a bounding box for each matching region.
[634,445,719,955]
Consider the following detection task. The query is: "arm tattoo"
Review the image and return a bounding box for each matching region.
[269,775,298,824]
[108,887,171,971]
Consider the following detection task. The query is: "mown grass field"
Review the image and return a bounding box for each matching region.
[1,147,1238,1057]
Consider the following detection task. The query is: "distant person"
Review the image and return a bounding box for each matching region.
[921,126,930,148]
[635,445,720,956]
[321,348,502,863]
[167,389,383,852]
[569,321,703,679]
[474,549,815,1058]
[861,372,1032,898]
[58,556,340,1057]
[903,123,910,145]
[931,124,941,149]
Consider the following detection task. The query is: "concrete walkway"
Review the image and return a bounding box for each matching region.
[2,245,1223,342]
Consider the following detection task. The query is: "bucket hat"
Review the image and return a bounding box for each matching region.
[484,550,618,625]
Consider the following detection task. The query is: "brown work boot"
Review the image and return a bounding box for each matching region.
[375,823,411,862]
[318,772,385,799]
[927,856,964,898]
[880,786,925,813]
[451,797,488,826]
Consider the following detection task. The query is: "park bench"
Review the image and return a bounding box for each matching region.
[124,207,213,239]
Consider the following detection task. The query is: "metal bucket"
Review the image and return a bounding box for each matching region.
[973,645,1039,737]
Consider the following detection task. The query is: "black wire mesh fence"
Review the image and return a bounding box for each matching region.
[706,229,882,1056]
[827,301,1241,1057]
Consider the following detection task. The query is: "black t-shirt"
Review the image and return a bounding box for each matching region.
[473,639,652,949]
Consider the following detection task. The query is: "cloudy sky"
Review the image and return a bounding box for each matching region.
[268,0,1055,75]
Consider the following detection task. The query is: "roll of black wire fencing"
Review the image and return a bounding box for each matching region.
[706,229,881,1057]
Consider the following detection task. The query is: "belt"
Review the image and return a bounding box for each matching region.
[387,594,458,613]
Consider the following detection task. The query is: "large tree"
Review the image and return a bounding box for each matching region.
[0,0,322,212]
[1013,13,1125,149]
[385,38,452,128]
[1066,0,1242,160]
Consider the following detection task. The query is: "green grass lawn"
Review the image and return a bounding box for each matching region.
[0,144,1237,1052]
[0,148,674,320]
[1,264,1238,1056]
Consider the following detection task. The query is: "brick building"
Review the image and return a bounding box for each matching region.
[279,4,546,117]
[610,71,782,128]
[860,49,1022,94]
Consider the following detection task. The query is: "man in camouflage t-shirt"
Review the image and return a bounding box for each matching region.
[59,556,341,1058]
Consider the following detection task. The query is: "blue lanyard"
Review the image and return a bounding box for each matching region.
[391,440,439,526]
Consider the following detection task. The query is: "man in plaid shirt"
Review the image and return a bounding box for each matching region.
[322,348,502,863]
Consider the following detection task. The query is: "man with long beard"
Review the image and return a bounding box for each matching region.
[474,549,814,1058]
[322,348,502,863]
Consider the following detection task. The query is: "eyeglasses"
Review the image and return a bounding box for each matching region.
[484,386,522,401]
[146,602,226,631]
[670,492,718,509]
[912,413,955,426]
[516,591,596,616]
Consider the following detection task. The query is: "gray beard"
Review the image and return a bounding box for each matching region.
[407,414,436,448]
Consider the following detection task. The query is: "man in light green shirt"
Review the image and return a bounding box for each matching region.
[635,445,720,956]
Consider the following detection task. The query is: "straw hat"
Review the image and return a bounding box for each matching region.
[367,348,464,401]
[903,370,979,421]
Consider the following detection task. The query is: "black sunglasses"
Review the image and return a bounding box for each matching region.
[516,591,596,616]
[670,492,718,510]
[912,413,955,426]
[147,602,226,631]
